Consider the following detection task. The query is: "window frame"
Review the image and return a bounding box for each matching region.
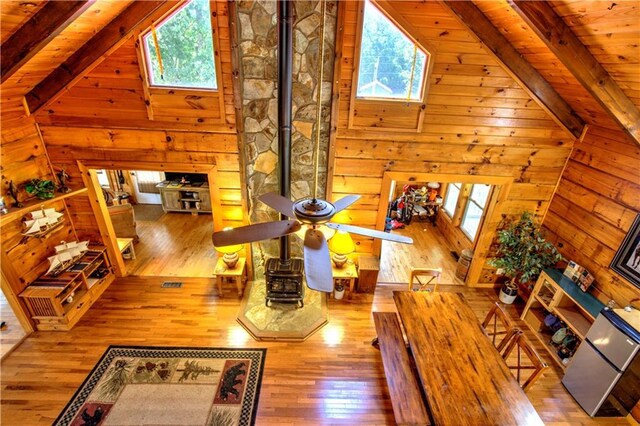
[135,0,226,126]
[137,0,223,93]
[460,184,491,242]
[352,0,432,105]
[442,182,461,219]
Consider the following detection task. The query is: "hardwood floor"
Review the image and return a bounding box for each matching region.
[126,204,218,277]
[0,276,626,425]
[0,290,26,359]
[379,220,461,285]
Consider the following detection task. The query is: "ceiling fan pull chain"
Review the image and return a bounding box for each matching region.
[312,0,327,200]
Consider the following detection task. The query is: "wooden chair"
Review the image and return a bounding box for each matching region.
[501,332,548,392]
[482,302,518,352]
[409,267,442,292]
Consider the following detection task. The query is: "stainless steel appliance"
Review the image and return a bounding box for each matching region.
[563,308,640,417]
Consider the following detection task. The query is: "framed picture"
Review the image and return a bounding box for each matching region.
[610,214,640,289]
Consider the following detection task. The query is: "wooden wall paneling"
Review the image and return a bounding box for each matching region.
[543,125,640,306]
[441,0,584,139]
[509,0,640,145]
[325,0,347,201]
[24,1,177,115]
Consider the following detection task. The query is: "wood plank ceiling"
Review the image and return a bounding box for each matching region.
[0,0,134,123]
[474,0,640,142]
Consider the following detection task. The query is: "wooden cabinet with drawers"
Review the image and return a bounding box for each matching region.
[19,247,114,331]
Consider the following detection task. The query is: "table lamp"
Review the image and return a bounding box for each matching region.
[328,230,355,268]
[214,228,242,269]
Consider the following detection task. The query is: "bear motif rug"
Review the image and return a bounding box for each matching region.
[54,346,266,426]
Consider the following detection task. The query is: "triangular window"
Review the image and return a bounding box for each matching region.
[356,0,428,101]
[142,0,217,90]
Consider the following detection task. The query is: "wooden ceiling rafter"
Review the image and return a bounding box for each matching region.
[23,1,179,116]
[0,0,95,84]
[508,0,640,146]
[441,0,585,140]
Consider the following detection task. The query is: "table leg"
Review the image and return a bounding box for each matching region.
[128,242,136,259]
[235,277,243,297]
[217,276,223,298]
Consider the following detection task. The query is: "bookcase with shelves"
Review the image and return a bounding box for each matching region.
[521,269,605,369]
[19,247,114,331]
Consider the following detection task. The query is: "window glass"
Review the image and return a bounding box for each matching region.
[96,170,110,187]
[356,0,427,101]
[143,0,217,89]
[443,183,461,218]
[461,184,491,241]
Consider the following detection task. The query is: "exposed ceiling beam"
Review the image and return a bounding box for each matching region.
[441,0,585,139]
[509,0,640,145]
[1,1,95,84]
[24,1,177,115]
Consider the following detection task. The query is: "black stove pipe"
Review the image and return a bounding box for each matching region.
[277,0,293,262]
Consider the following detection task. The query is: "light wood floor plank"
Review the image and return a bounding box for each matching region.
[0,276,626,425]
[379,221,461,284]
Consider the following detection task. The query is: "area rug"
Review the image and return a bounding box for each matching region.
[133,204,165,222]
[54,346,266,426]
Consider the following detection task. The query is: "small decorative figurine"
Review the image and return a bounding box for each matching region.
[56,169,71,193]
[8,180,23,207]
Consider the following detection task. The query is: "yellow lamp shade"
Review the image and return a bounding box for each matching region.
[328,230,355,255]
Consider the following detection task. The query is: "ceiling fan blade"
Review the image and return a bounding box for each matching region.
[326,222,413,244]
[258,192,295,218]
[303,228,334,292]
[333,194,361,213]
[212,220,301,247]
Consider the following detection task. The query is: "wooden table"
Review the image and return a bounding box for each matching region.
[331,262,357,297]
[393,291,543,426]
[214,257,246,297]
[116,237,136,259]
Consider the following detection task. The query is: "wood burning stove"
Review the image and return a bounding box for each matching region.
[265,258,304,307]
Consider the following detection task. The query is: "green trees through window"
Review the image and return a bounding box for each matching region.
[143,0,217,90]
[356,0,428,101]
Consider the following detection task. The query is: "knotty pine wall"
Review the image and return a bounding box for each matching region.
[329,1,575,286]
[33,0,243,235]
[542,125,640,307]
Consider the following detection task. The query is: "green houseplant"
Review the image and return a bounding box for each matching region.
[24,179,56,200]
[489,212,562,295]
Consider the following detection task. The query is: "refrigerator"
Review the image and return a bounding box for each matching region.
[563,308,640,417]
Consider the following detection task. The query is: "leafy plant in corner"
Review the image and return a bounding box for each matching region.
[489,212,562,290]
[24,179,56,200]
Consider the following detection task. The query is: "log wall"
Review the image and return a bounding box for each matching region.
[542,125,640,306]
[329,1,575,286]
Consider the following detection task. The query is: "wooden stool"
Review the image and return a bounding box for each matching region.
[214,257,246,298]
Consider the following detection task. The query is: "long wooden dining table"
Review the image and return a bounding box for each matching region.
[393,290,544,426]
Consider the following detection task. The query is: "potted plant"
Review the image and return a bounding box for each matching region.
[24,179,56,200]
[489,211,562,304]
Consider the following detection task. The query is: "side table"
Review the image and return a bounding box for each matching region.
[214,257,246,298]
[331,262,358,298]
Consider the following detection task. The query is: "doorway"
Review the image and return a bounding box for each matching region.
[93,167,218,278]
[375,172,511,287]
[1,275,29,359]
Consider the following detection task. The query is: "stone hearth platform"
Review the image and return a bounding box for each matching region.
[237,281,328,341]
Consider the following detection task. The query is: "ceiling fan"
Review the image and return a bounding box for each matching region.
[212,1,412,294]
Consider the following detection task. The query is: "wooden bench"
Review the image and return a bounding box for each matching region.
[373,312,431,426]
